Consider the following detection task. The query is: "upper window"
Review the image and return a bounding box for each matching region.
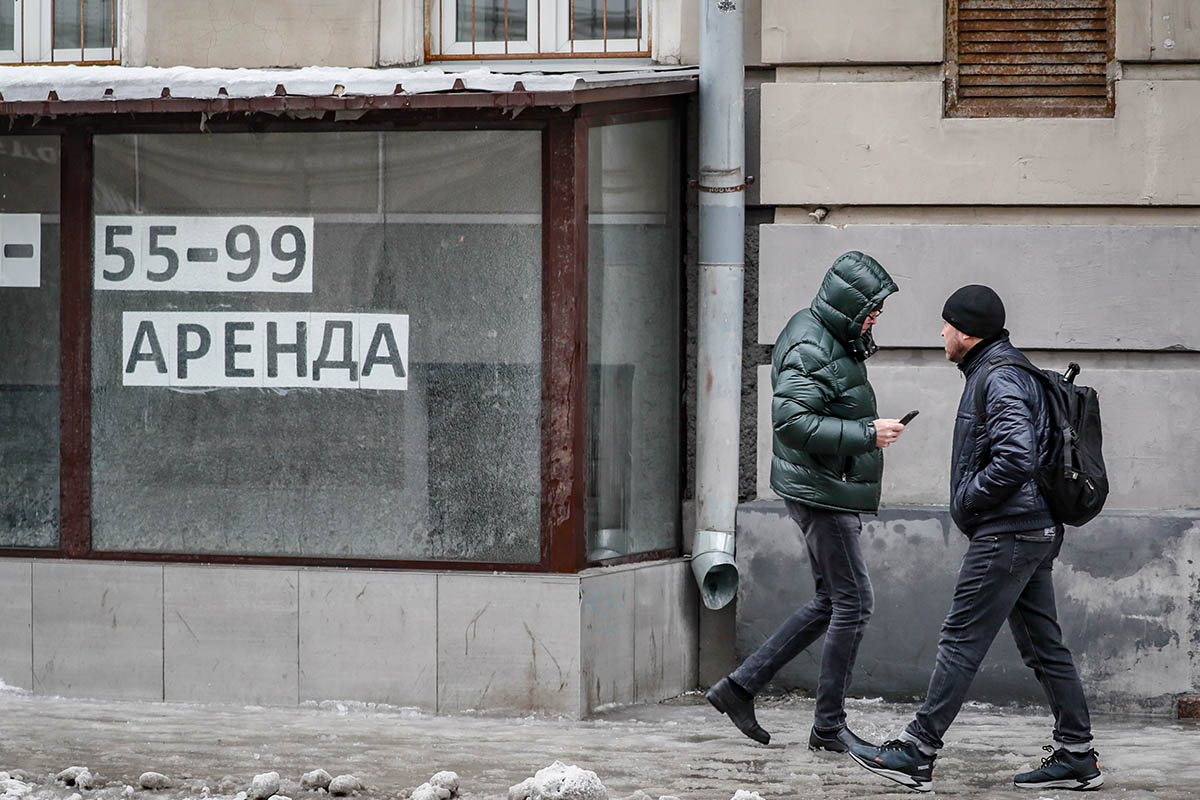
[1,0,119,64]
[945,0,1114,118]
[428,0,648,58]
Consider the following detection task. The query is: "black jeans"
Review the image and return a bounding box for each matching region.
[904,529,1093,751]
[731,500,874,732]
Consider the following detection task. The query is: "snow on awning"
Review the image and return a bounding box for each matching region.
[0,64,697,106]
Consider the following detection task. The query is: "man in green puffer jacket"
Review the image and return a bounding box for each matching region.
[706,251,906,753]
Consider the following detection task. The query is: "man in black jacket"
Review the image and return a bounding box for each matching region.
[849,286,1102,794]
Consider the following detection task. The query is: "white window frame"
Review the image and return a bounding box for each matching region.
[1,0,120,64]
[429,0,649,57]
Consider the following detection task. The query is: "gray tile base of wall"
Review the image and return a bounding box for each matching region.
[0,557,699,717]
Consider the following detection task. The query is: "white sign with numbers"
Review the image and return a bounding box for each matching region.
[95,216,314,293]
[0,213,41,288]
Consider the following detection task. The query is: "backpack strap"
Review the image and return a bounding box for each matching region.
[973,357,1076,478]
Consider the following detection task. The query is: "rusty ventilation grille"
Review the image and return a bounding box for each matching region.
[946,0,1115,118]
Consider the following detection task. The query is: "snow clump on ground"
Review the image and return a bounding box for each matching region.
[508,762,607,800]
[138,773,172,791]
[299,770,332,792]
[248,773,280,800]
[326,775,362,796]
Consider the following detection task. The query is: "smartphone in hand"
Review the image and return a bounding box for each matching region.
[900,410,920,425]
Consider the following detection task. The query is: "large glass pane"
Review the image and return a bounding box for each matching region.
[0,137,61,548]
[585,120,680,560]
[457,0,527,42]
[84,0,117,49]
[573,0,638,41]
[1,1,15,52]
[92,131,541,563]
[54,0,117,51]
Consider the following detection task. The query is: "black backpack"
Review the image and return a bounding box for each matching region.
[978,358,1109,527]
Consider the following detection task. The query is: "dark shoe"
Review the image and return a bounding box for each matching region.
[1014,746,1104,791]
[704,677,770,745]
[847,739,935,793]
[808,725,875,753]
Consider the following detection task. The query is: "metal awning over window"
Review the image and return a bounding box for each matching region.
[0,64,697,116]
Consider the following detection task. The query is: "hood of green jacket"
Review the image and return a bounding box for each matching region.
[810,251,899,360]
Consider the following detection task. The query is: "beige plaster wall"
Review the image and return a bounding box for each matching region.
[761,0,943,65]
[132,0,378,68]
[760,78,1200,206]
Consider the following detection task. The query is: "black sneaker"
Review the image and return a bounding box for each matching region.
[1014,746,1104,791]
[847,739,935,793]
[808,725,875,753]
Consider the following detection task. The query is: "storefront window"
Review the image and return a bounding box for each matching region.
[585,120,680,560]
[0,136,60,548]
[91,131,542,562]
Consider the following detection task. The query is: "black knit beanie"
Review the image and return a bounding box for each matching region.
[942,285,1005,339]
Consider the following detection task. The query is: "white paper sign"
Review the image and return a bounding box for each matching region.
[95,216,314,293]
[0,214,41,288]
[122,312,408,391]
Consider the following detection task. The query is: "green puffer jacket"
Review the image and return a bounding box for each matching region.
[770,251,899,513]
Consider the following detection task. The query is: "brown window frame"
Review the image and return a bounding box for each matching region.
[0,87,691,575]
[945,0,1116,118]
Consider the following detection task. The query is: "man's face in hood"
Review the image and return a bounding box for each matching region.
[861,303,883,337]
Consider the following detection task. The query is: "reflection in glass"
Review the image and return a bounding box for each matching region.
[1,2,14,51]
[585,120,680,561]
[91,131,543,563]
[573,0,638,41]
[54,0,118,51]
[0,137,61,549]
[457,0,527,43]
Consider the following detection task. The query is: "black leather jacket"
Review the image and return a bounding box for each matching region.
[950,334,1057,537]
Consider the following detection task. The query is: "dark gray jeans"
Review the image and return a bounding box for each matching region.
[730,500,873,732]
[904,528,1093,751]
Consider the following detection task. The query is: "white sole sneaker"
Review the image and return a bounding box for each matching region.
[1015,774,1104,791]
[847,750,933,793]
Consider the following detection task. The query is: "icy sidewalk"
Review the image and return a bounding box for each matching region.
[1,688,1198,800]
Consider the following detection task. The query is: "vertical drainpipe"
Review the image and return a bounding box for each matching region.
[691,0,744,610]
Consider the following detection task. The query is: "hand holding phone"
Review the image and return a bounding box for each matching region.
[900,410,920,426]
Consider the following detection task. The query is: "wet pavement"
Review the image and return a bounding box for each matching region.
[1,687,1197,800]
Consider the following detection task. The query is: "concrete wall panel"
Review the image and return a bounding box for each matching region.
[760,79,1200,206]
[757,353,1200,511]
[32,562,163,699]
[758,224,1200,350]
[580,568,636,709]
[164,566,298,705]
[762,0,943,65]
[437,574,581,715]
[735,501,1200,713]
[379,0,423,65]
[633,560,698,703]
[298,571,437,707]
[1119,0,1200,61]
[0,561,32,691]
[138,0,377,68]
